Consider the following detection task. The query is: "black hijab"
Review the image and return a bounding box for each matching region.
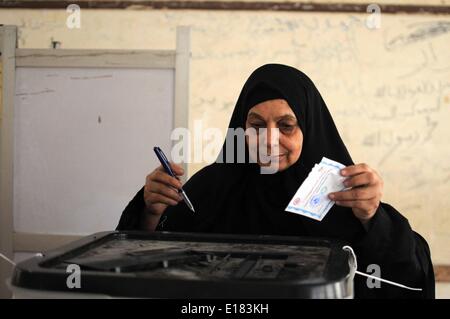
[157,64,364,241]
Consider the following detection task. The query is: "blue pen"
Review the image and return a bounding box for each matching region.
[153,147,195,213]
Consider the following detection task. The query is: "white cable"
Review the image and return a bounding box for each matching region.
[0,253,16,267]
[342,245,422,292]
[0,252,43,268]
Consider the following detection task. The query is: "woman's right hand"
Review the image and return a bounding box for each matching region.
[143,162,185,217]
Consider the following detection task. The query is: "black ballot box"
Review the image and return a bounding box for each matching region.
[10,231,355,298]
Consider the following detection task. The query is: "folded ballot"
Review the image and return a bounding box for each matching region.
[285,157,348,221]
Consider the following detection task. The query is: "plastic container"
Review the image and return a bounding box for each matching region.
[10,231,354,298]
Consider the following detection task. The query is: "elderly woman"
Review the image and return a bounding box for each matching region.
[117,64,434,298]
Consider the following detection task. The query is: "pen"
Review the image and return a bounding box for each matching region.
[153,146,195,213]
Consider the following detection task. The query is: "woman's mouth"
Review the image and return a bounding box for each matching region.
[262,153,287,161]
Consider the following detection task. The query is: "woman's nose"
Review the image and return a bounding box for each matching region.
[262,127,280,153]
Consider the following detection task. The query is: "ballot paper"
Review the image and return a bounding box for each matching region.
[285,157,348,221]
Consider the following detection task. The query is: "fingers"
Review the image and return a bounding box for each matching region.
[149,169,183,190]
[170,162,185,176]
[144,164,185,209]
[342,171,377,188]
[329,185,378,201]
[333,166,383,201]
[340,163,372,177]
[156,162,185,177]
[333,163,383,222]
[145,192,180,207]
[146,182,182,203]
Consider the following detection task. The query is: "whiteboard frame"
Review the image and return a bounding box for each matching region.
[0,26,191,256]
[0,25,16,299]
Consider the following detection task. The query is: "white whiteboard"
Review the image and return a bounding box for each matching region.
[14,67,174,235]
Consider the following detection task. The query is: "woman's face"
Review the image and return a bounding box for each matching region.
[245,99,303,172]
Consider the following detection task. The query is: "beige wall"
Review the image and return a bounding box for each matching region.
[0,5,449,267]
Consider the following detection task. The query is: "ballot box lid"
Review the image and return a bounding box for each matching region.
[11,231,354,298]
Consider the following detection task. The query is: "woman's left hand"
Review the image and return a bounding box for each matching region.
[328,163,383,224]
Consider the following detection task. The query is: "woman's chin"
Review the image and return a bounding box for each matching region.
[257,156,290,172]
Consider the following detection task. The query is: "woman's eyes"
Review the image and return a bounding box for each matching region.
[279,124,296,133]
[249,123,265,129]
[249,122,297,133]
